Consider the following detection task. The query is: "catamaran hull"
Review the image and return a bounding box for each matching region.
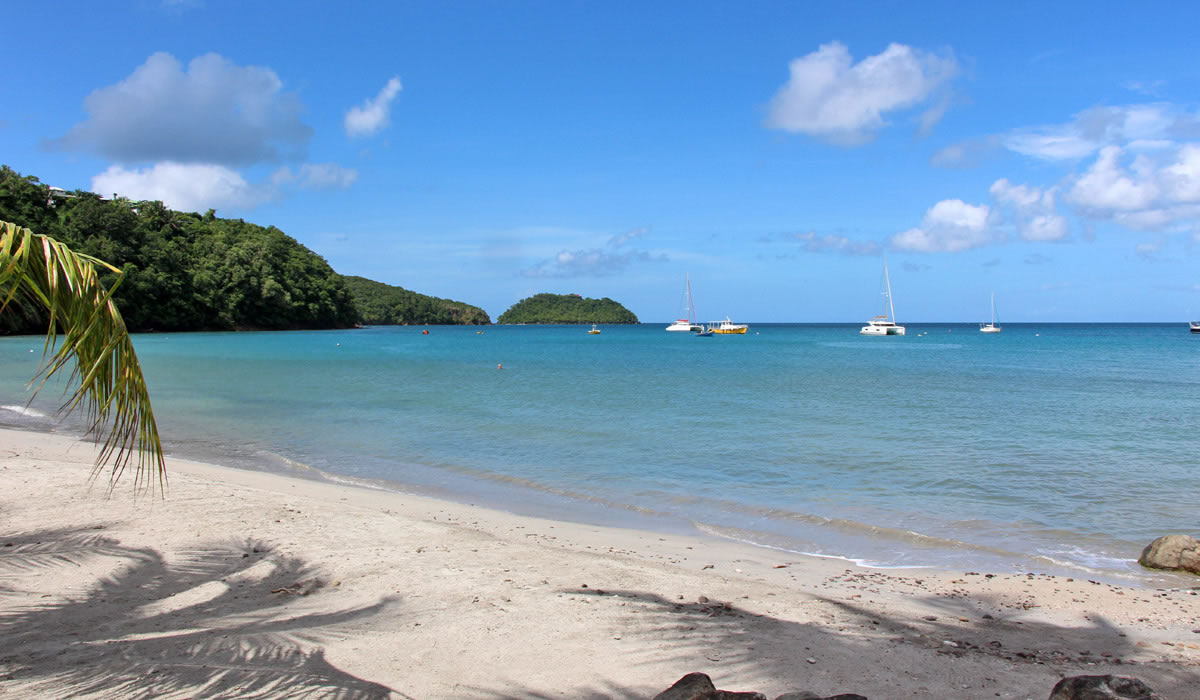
[860,325,905,335]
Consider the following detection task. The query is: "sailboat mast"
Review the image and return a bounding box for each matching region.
[885,263,896,323]
[686,274,697,324]
[990,292,996,325]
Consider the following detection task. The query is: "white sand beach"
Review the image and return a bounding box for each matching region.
[1,427,1197,698]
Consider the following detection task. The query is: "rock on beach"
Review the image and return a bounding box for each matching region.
[1137,535,1200,575]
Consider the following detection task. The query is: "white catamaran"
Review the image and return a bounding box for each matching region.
[861,261,905,336]
[665,274,703,332]
[980,293,1001,333]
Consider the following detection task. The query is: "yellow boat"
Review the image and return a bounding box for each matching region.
[710,317,748,334]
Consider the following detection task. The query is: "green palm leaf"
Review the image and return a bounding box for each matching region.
[1,219,165,491]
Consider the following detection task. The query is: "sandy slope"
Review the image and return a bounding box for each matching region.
[1,428,1197,698]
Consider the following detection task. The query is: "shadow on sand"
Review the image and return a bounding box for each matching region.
[469,587,1196,699]
[0,525,400,699]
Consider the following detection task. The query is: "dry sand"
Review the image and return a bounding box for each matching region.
[0,427,1197,699]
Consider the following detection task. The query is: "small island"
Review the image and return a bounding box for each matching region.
[497,293,638,324]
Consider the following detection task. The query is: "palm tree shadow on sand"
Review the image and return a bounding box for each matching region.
[0,525,400,699]
[469,588,1197,699]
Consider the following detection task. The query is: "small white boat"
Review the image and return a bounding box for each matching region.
[666,274,703,332]
[587,324,601,334]
[980,293,1001,334]
[711,317,748,334]
[861,261,905,336]
[1190,321,1200,334]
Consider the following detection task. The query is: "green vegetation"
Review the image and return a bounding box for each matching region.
[1,220,164,489]
[0,165,491,332]
[497,293,638,324]
[341,275,490,325]
[0,166,357,332]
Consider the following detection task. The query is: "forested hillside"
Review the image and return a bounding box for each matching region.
[0,166,489,332]
[0,166,358,332]
[497,293,638,324]
[341,276,490,325]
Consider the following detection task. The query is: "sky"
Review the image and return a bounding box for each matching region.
[4,1,1200,322]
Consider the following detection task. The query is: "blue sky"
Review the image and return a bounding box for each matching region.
[4,1,1200,322]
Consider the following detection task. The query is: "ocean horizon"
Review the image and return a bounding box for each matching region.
[2,322,1197,586]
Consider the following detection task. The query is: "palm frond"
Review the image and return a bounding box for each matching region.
[0,220,165,491]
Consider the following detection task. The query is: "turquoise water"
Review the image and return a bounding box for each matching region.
[2,324,1197,583]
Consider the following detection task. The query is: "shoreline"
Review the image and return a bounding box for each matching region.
[4,324,1198,590]
[1,415,1190,590]
[136,434,1200,588]
[1,427,1198,698]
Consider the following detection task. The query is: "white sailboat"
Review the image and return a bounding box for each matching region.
[861,261,905,336]
[980,293,1001,333]
[665,274,703,332]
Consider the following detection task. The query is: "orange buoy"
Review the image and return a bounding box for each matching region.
[422,330,429,335]
[497,363,503,369]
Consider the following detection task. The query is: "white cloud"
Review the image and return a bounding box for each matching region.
[1003,103,1187,161]
[92,162,273,212]
[345,77,403,138]
[521,249,658,278]
[990,179,1068,241]
[765,41,958,144]
[1161,144,1200,202]
[1116,209,1175,231]
[271,163,358,189]
[890,199,994,252]
[521,227,663,277]
[793,232,881,256]
[1023,214,1069,241]
[1004,132,1098,160]
[607,226,649,248]
[54,52,310,165]
[1056,144,1200,231]
[932,103,1200,237]
[1067,146,1160,214]
[94,160,358,212]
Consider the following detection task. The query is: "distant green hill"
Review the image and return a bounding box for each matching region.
[497,293,638,324]
[341,275,490,325]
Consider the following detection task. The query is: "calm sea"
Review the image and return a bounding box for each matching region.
[2,323,1197,584]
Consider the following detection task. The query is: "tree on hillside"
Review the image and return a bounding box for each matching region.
[1,220,165,490]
